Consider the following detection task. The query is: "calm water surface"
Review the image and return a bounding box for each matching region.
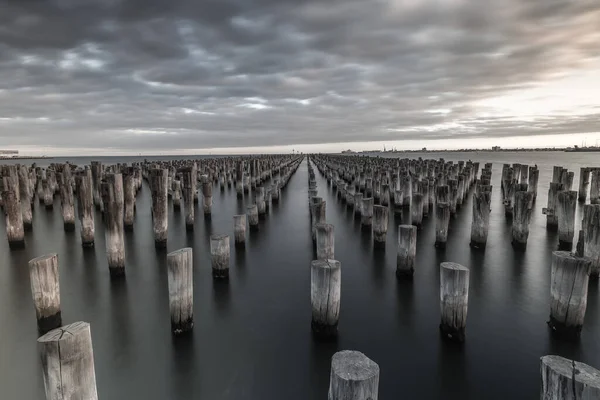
[1,152,600,399]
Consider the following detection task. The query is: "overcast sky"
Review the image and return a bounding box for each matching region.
[1,0,599,155]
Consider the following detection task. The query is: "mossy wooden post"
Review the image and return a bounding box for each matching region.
[583,204,600,278]
[544,182,563,230]
[311,259,341,337]
[316,223,335,260]
[548,251,591,338]
[123,169,136,229]
[470,187,491,248]
[440,262,469,342]
[579,167,591,202]
[373,205,389,248]
[361,197,374,230]
[512,190,534,250]
[101,174,125,278]
[557,191,577,250]
[18,165,33,229]
[1,178,25,249]
[540,355,600,399]
[181,167,195,231]
[150,169,168,248]
[91,161,103,211]
[233,214,247,247]
[38,321,98,400]
[76,169,95,247]
[201,175,213,215]
[328,350,379,400]
[29,253,61,335]
[167,248,193,335]
[211,234,230,279]
[397,224,416,278]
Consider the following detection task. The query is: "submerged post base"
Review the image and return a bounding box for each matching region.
[439,324,465,342]
[547,315,582,339]
[311,320,338,338]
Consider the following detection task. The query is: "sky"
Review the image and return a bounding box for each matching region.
[0,0,599,155]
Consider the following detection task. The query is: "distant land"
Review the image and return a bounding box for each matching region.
[341,145,600,154]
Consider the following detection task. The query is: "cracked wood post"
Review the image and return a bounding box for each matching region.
[38,321,98,400]
[411,193,424,227]
[547,251,591,338]
[557,190,577,250]
[397,224,416,278]
[167,247,193,335]
[181,167,195,231]
[440,262,469,342]
[328,350,379,400]
[353,192,363,219]
[579,167,591,202]
[544,182,563,230]
[247,204,259,231]
[123,168,136,229]
[311,259,341,337]
[90,161,103,211]
[42,178,53,209]
[591,169,600,204]
[401,175,412,207]
[150,168,168,248]
[540,355,600,399]
[18,165,33,230]
[211,234,230,279]
[201,174,213,215]
[233,214,247,247]
[316,223,335,260]
[470,185,491,248]
[76,168,95,247]
[29,253,61,335]
[1,177,25,249]
[256,186,266,217]
[435,185,450,248]
[583,204,600,278]
[101,173,125,278]
[361,197,374,230]
[393,190,403,220]
[59,167,75,231]
[373,205,389,248]
[512,190,534,250]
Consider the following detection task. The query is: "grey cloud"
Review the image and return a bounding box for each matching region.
[0,0,599,152]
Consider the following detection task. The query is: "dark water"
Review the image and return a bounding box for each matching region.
[1,152,600,399]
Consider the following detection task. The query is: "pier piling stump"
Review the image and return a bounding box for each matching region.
[470,188,491,248]
[361,197,374,230]
[311,259,341,336]
[167,248,193,335]
[512,191,534,250]
[29,253,61,335]
[1,182,25,249]
[373,205,389,248]
[397,224,417,278]
[557,190,577,250]
[316,223,335,260]
[101,174,125,278]
[328,350,379,400]
[76,169,95,247]
[583,204,600,278]
[247,204,259,231]
[233,214,247,247]
[540,355,600,399]
[211,234,230,279]
[150,169,168,248]
[440,262,469,342]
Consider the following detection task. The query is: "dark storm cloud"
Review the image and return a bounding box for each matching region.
[0,0,599,152]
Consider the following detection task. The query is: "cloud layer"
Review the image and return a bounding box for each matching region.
[0,0,599,152]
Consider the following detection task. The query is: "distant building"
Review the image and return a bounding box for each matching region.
[422,147,427,151]
[341,149,355,154]
[492,146,501,151]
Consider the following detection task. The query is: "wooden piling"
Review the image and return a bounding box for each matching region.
[591,169,600,204]
[59,167,75,231]
[353,192,363,218]
[201,175,213,215]
[211,234,230,279]
[29,253,61,335]
[18,165,33,229]
[397,225,417,278]
[181,167,195,231]
[440,262,469,342]
[328,350,379,400]
[247,204,259,231]
[512,190,534,250]
[1,180,25,248]
[470,187,491,248]
[76,169,95,247]
[583,204,600,278]
[316,223,335,260]
[233,214,247,246]
[373,205,389,248]
[548,251,591,338]
[123,169,136,229]
[540,355,600,399]
[38,321,98,400]
[311,259,341,337]
[579,167,591,202]
[411,193,424,227]
[150,169,168,248]
[167,248,193,335]
[256,186,266,217]
[101,174,125,278]
[557,191,577,250]
[361,197,374,229]
[90,161,103,211]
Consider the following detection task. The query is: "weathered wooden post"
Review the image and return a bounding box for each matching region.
[470,186,491,248]
[557,191,577,250]
[167,248,193,335]
[397,224,417,278]
[150,169,168,248]
[211,234,230,279]
[328,350,379,400]
[435,186,450,248]
[201,175,213,215]
[440,262,469,342]
[353,192,363,218]
[540,355,600,399]
[91,161,103,211]
[544,182,563,229]
[58,167,75,231]
[181,167,195,231]
[311,259,341,337]
[233,214,247,247]
[38,321,98,400]
[247,204,259,231]
[512,190,534,250]
[361,197,374,230]
[393,190,403,219]
[528,167,539,202]
[547,251,591,338]
[591,169,600,204]
[1,179,25,249]
[42,178,53,209]
[101,174,125,278]
[256,186,266,218]
[123,169,136,229]
[579,167,591,202]
[583,204,600,278]
[373,205,389,248]
[29,253,61,334]
[18,165,33,229]
[76,169,95,247]
[316,223,335,260]
[411,193,424,227]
